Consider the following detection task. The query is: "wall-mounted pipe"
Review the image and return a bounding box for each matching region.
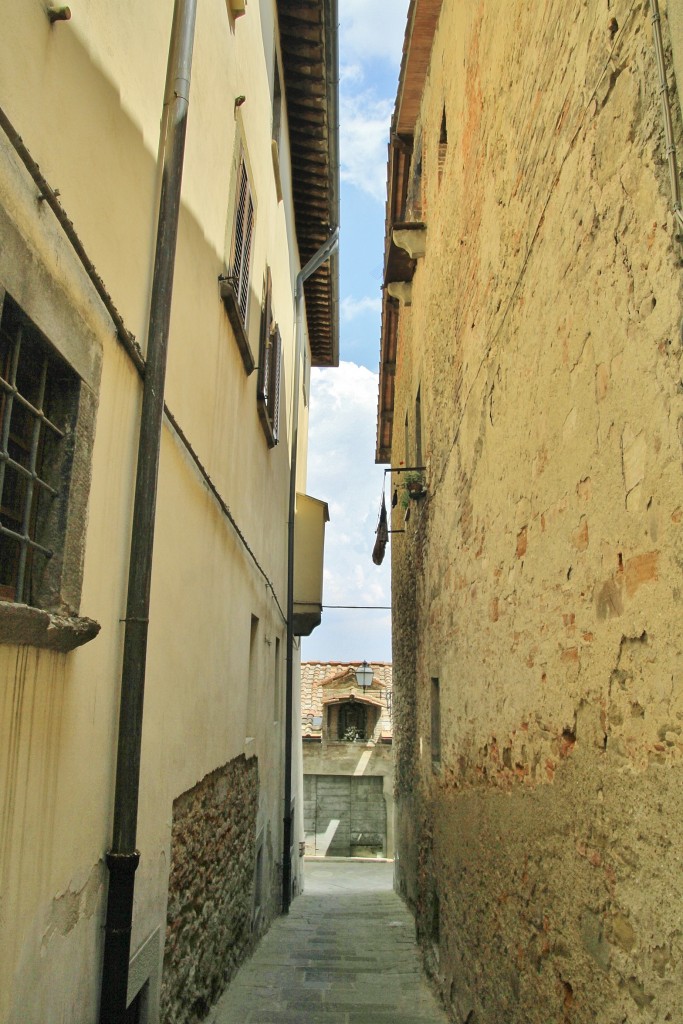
[281,0,340,914]
[98,1,197,1020]
[282,228,339,913]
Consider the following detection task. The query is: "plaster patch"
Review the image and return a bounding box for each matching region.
[41,860,103,949]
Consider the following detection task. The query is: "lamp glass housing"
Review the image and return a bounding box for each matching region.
[356,661,373,689]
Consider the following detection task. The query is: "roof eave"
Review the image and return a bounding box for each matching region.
[278,0,340,368]
[376,0,443,461]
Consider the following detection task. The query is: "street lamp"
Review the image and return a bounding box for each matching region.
[356,661,373,689]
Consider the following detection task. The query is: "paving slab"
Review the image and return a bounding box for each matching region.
[209,861,450,1024]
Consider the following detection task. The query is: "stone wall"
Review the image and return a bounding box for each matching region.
[389,1,683,1021]
[160,756,269,1024]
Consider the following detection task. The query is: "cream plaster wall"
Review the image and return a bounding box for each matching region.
[0,0,312,1019]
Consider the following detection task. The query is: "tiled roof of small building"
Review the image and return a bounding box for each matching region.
[301,661,393,739]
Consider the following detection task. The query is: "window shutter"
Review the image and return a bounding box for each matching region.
[269,326,281,444]
[256,270,281,447]
[231,157,254,327]
[239,190,253,323]
[258,270,272,402]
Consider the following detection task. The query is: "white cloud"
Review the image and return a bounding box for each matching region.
[340,62,364,87]
[341,295,382,321]
[336,0,410,203]
[299,4,409,660]
[339,0,409,66]
[301,362,391,661]
[339,90,393,202]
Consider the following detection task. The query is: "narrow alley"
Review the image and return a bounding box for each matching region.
[208,861,449,1024]
[4,1,683,1021]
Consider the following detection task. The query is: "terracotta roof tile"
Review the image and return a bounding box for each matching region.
[300,661,393,738]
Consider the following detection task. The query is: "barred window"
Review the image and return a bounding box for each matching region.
[0,294,79,606]
[230,155,254,327]
[256,270,281,447]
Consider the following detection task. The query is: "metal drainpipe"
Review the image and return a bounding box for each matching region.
[99,1,197,1020]
[282,228,339,913]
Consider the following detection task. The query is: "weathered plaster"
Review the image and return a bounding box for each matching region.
[0,0,311,1017]
[388,1,683,1021]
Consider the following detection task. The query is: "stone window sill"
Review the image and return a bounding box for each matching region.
[0,601,100,652]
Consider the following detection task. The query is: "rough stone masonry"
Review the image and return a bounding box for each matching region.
[160,756,264,1024]
[387,1,683,1022]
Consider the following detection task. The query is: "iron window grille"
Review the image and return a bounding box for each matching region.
[0,295,77,606]
[257,270,281,446]
[230,155,254,328]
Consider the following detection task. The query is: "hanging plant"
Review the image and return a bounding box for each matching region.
[400,471,426,507]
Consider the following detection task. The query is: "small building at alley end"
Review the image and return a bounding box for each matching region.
[302,661,394,859]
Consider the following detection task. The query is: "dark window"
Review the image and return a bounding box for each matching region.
[431,677,441,767]
[273,635,281,723]
[257,270,281,446]
[253,831,265,928]
[272,52,282,146]
[246,613,259,739]
[338,701,367,742]
[271,54,284,203]
[0,295,79,606]
[230,155,254,327]
[406,128,423,220]
[415,385,422,466]
[404,411,409,465]
[249,613,259,666]
[438,106,447,186]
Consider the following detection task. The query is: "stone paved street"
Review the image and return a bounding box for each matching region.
[208,860,450,1024]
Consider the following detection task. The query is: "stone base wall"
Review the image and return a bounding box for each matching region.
[398,754,683,1023]
[160,756,265,1024]
[389,0,683,1021]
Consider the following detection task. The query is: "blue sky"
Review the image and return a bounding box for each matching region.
[301,0,409,664]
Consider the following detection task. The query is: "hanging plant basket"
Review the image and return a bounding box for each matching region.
[402,471,426,503]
